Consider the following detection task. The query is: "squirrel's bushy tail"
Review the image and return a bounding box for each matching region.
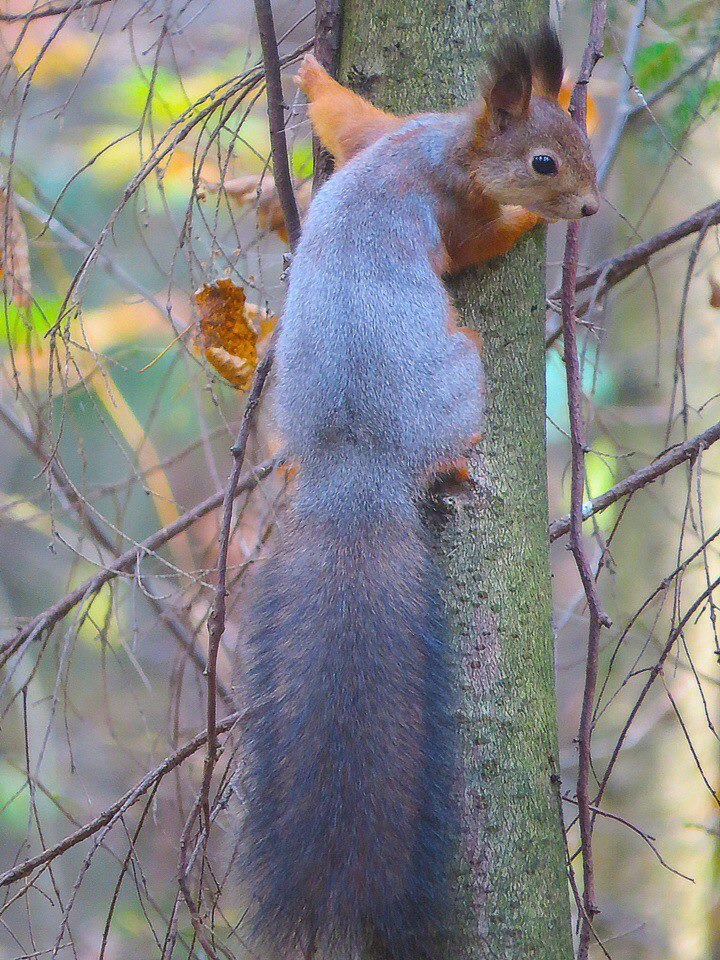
[236,460,455,960]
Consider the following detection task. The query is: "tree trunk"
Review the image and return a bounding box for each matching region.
[338,3,574,958]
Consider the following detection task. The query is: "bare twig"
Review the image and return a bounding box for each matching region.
[0,402,232,705]
[252,0,301,247]
[549,420,720,541]
[39,39,312,329]
[594,570,720,814]
[627,36,720,124]
[201,349,275,824]
[11,187,164,312]
[596,0,645,188]
[576,201,720,298]
[0,711,246,889]
[202,0,298,844]
[561,5,608,955]
[179,0,299,942]
[1,461,274,670]
[546,201,720,347]
[0,0,112,23]
[665,209,717,442]
[563,795,694,882]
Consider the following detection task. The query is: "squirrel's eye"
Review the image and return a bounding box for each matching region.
[532,154,558,175]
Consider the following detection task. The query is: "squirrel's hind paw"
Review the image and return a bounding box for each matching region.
[294,53,329,94]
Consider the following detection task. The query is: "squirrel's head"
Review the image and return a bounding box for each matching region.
[469,23,600,221]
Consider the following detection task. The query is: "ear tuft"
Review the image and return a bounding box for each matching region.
[486,39,532,123]
[528,20,564,101]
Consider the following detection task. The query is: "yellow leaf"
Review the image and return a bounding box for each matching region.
[195,279,275,389]
[12,29,94,85]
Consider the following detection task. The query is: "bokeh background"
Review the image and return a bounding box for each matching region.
[2,0,720,956]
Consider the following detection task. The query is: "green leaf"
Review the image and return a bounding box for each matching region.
[584,439,620,533]
[291,142,314,180]
[634,41,682,92]
[0,763,30,836]
[1,296,64,342]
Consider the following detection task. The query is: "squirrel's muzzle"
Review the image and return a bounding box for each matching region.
[581,195,600,217]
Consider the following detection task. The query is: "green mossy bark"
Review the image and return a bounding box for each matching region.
[339,3,573,958]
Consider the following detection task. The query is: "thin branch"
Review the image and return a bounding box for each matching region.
[627,36,720,124]
[201,349,275,827]
[1,460,274,670]
[545,199,720,346]
[202,0,298,843]
[575,200,720,298]
[549,420,720,541]
[0,402,233,705]
[252,0,301,247]
[181,0,298,940]
[0,0,112,23]
[12,193,166,314]
[665,211,716,442]
[562,5,608,956]
[39,39,311,330]
[594,569,720,814]
[0,711,247,890]
[596,0,645,188]
[562,795,694,882]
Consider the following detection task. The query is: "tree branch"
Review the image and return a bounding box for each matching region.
[595,0,645,188]
[0,0,112,23]
[182,0,298,940]
[252,0,301,247]
[627,37,720,124]
[562,5,609,956]
[0,710,247,890]
[546,199,720,347]
[200,350,275,832]
[1,460,274,670]
[0,403,233,705]
[549,420,720,541]
[593,568,720,813]
[575,200,720,297]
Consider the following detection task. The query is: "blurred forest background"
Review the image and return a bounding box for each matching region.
[2,0,720,957]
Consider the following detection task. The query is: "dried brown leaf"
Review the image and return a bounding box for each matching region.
[195,279,275,389]
[0,189,31,309]
[201,174,312,243]
[204,346,256,389]
[709,276,720,309]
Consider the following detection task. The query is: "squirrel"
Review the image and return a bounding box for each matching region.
[234,23,598,960]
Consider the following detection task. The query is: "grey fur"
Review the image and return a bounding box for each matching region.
[276,113,484,491]
[235,115,484,959]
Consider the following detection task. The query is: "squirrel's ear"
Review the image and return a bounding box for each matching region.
[528,20,564,101]
[484,39,532,127]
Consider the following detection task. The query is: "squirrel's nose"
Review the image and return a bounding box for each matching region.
[580,195,600,217]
